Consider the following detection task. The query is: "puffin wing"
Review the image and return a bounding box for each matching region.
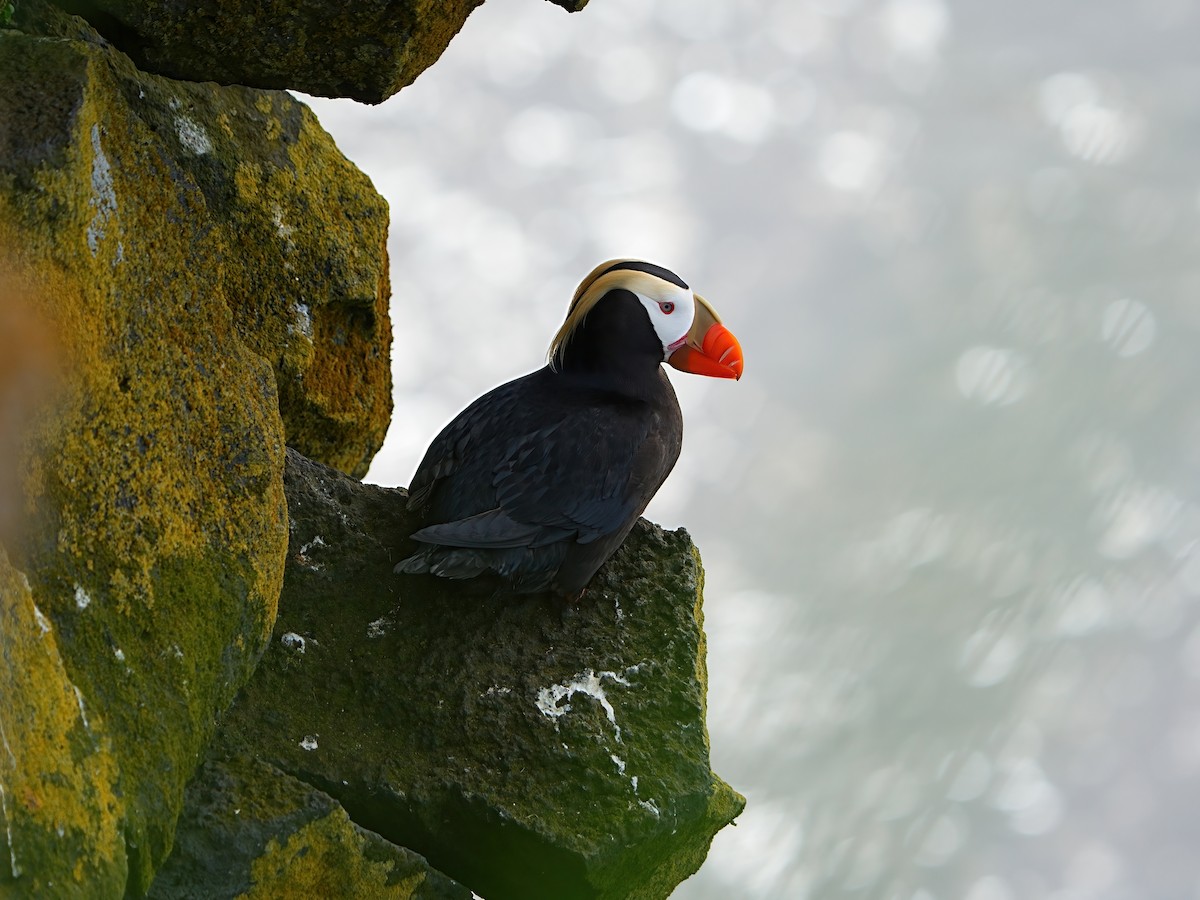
[409,508,570,549]
[405,374,677,554]
[491,404,662,545]
[405,378,527,515]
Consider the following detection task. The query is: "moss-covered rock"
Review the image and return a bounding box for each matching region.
[8,1,393,478]
[148,754,469,899]
[52,0,590,105]
[161,450,743,899]
[0,8,391,894]
[0,548,127,896]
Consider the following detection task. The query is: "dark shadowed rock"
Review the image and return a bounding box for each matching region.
[53,0,590,105]
[149,754,469,899]
[161,449,744,899]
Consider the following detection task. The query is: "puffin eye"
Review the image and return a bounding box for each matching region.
[659,301,676,314]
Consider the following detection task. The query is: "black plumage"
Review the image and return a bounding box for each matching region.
[394,260,741,596]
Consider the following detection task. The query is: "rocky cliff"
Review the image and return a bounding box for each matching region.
[0,2,742,897]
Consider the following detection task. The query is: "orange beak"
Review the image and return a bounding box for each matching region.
[667,294,744,380]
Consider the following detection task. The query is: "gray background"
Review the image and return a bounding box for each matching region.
[302,0,1200,895]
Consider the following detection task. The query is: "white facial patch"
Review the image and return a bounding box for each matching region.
[635,284,695,360]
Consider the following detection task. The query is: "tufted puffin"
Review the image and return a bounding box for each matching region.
[393,259,743,596]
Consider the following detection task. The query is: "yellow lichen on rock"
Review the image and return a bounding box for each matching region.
[0,3,400,895]
[149,753,469,898]
[239,813,426,900]
[0,17,299,893]
[0,548,127,895]
[212,99,393,477]
[0,62,287,606]
[8,3,393,483]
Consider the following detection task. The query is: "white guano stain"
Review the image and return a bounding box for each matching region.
[0,719,19,878]
[87,125,117,257]
[366,615,389,639]
[293,302,313,340]
[0,780,14,880]
[72,685,91,732]
[638,798,661,817]
[280,632,306,654]
[74,584,92,610]
[175,117,213,155]
[298,535,326,556]
[535,668,633,742]
[271,203,297,260]
[296,534,325,569]
[271,203,294,239]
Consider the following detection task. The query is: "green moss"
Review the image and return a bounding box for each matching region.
[151,755,469,899]
[240,815,425,899]
[0,549,127,896]
[186,452,745,900]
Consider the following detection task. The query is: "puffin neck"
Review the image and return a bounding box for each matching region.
[556,290,667,399]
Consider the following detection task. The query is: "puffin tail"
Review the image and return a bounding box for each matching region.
[394,546,490,580]
[394,544,567,594]
[393,552,430,576]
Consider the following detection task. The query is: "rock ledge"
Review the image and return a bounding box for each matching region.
[157,450,744,899]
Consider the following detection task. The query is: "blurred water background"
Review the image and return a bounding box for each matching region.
[300,0,1200,896]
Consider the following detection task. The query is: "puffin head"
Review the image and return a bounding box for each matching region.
[548,259,744,380]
